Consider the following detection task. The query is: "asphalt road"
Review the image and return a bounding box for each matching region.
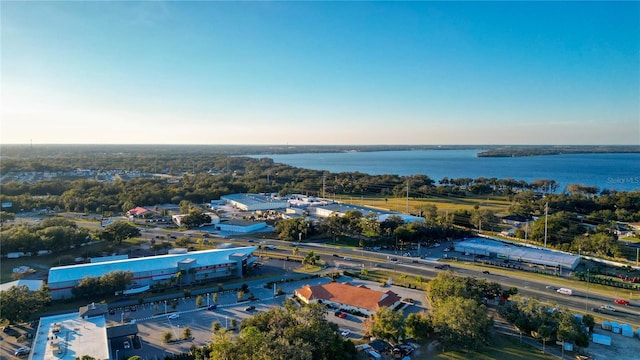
[250,238,640,328]
[18,214,639,328]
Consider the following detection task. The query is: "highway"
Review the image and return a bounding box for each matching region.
[36,215,640,329]
[247,237,640,328]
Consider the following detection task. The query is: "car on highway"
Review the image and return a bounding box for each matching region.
[343,256,352,260]
[168,313,180,320]
[123,340,131,349]
[245,305,256,311]
[434,264,450,270]
[482,270,490,274]
[340,329,351,337]
[333,254,340,257]
[600,305,617,312]
[614,299,630,305]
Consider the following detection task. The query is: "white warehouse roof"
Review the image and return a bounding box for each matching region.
[48,247,257,284]
[455,238,581,270]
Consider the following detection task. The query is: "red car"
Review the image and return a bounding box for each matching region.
[614,299,630,305]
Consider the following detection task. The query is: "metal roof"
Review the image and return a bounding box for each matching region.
[0,279,43,292]
[48,247,257,284]
[455,238,580,269]
[221,193,288,207]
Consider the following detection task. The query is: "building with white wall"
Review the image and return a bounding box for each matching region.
[216,219,268,233]
[454,238,581,270]
[221,193,288,211]
[309,203,425,223]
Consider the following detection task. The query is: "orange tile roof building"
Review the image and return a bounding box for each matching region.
[294,283,401,316]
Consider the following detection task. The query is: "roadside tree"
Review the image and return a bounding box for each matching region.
[431,296,492,350]
[366,306,405,344]
[0,284,50,323]
[101,221,140,244]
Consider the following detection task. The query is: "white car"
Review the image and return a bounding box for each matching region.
[600,305,617,312]
[341,329,351,337]
[168,313,180,320]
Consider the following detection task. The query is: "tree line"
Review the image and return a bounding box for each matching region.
[0,218,140,257]
[1,153,639,258]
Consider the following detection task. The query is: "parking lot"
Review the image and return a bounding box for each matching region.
[104,274,428,359]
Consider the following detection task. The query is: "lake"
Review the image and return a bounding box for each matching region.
[248,150,640,192]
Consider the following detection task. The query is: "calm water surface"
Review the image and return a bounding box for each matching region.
[249,150,640,192]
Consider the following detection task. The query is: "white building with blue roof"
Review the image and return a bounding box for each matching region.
[47,247,257,300]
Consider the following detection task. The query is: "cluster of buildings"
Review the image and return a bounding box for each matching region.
[126,193,425,235]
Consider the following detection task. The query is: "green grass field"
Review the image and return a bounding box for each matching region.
[340,195,512,216]
[421,334,558,360]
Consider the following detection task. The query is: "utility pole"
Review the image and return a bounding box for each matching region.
[322,175,326,199]
[406,178,409,214]
[544,202,549,248]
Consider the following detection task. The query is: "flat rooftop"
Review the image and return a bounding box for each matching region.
[31,312,109,360]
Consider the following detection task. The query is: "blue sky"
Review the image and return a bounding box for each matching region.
[2,1,638,145]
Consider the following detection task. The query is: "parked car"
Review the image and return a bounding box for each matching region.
[338,312,347,319]
[109,309,115,315]
[614,299,630,305]
[14,347,30,356]
[130,305,137,312]
[123,340,131,349]
[340,329,351,337]
[168,313,180,320]
[207,304,218,310]
[245,305,256,311]
[600,305,617,312]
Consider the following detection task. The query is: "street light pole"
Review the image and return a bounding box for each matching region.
[586,269,590,312]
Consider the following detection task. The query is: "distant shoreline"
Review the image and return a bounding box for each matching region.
[476,146,640,157]
[1,144,639,158]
